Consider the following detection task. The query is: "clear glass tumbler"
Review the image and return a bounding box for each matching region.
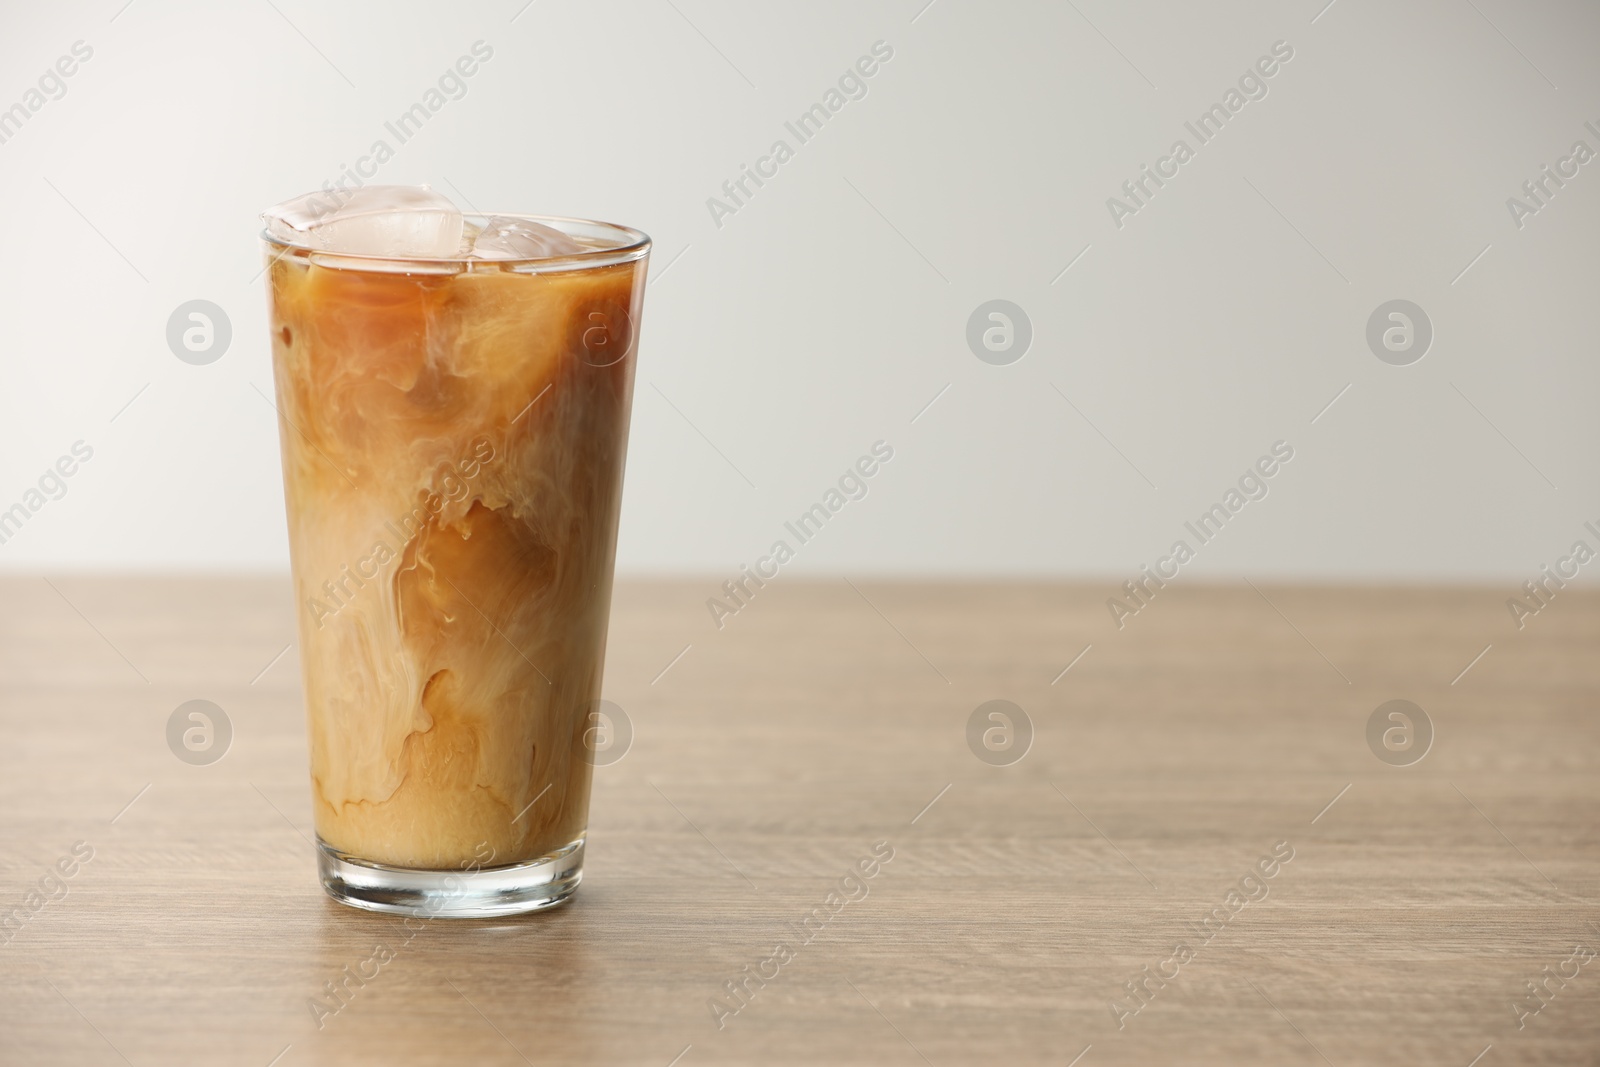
[262,214,648,916]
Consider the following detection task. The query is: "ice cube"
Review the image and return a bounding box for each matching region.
[469,216,584,260]
[263,185,464,258]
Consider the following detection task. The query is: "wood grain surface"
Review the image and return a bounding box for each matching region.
[0,576,1596,1066]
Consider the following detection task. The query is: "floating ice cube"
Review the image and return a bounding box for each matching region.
[469,216,584,260]
[263,185,464,258]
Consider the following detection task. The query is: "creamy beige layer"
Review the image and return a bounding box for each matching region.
[267,252,641,868]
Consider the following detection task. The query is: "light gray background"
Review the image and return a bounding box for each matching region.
[0,0,1595,581]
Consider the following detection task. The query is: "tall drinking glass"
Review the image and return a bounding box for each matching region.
[261,202,648,916]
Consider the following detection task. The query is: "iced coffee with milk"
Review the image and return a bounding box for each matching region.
[261,186,648,916]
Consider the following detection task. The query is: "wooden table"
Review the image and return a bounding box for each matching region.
[1,577,1596,1065]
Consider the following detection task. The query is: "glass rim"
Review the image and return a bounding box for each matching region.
[259,212,651,272]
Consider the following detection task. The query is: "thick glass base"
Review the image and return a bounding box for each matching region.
[316,837,584,918]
